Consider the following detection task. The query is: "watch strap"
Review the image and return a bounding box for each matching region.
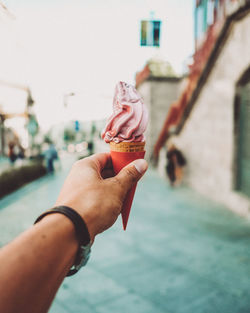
[34,205,91,276]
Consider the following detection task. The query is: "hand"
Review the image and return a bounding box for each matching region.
[55,153,148,241]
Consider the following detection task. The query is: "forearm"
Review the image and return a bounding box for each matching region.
[0,214,78,313]
[0,153,147,313]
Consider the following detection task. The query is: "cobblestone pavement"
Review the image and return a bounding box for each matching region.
[1,155,250,313]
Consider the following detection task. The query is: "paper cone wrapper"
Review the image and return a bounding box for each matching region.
[110,141,145,230]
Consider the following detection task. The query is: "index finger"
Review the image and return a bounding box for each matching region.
[87,153,113,171]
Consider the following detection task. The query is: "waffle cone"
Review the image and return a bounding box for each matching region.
[110,141,145,152]
[109,141,146,230]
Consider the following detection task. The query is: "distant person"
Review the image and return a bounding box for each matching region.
[8,142,17,164]
[17,143,25,160]
[0,153,148,313]
[44,142,58,173]
[166,144,186,186]
[88,141,94,155]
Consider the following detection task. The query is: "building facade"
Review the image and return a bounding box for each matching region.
[136,59,183,161]
[155,1,250,215]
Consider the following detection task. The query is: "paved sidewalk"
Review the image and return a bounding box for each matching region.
[0,156,35,176]
[0,156,11,174]
[0,157,250,313]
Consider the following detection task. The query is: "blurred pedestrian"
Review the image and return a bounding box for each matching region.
[8,142,17,164]
[17,143,25,160]
[88,140,94,155]
[166,144,186,186]
[44,141,58,173]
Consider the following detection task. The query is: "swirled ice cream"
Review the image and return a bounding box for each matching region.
[102,81,148,143]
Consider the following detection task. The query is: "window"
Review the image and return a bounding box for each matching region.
[207,0,215,26]
[140,20,161,47]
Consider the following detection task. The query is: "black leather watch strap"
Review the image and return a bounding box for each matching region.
[35,205,90,246]
[34,205,91,276]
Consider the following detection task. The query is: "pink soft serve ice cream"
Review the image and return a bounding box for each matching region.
[102,81,148,143]
[102,81,148,230]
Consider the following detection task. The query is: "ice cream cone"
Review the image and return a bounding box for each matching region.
[110,141,145,230]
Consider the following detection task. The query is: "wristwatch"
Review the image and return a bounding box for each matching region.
[34,205,92,277]
[67,241,91,276]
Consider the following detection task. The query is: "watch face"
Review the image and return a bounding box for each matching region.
[76,244,91,270]
[67,244,91,276]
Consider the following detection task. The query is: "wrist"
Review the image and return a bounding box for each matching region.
[34,213,78,271]
[35,206,92,276]
[54,201,96,242]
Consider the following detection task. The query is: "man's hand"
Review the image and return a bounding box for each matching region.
[55,153,148,241]
[0,153,148,313]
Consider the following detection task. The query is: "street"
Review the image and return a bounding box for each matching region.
[0,155,250,313]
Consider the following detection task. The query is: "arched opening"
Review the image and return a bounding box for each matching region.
[234,66,250,198]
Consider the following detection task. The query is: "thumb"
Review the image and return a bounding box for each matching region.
[114,159,148,195]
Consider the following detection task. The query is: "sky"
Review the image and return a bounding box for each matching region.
[0,0,194,131]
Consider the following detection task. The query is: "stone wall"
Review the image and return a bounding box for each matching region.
[163,13,250,216]
[138,78,182,161]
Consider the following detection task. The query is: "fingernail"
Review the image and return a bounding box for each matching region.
[133,159,148,174]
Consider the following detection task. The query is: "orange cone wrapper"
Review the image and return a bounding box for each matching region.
[110,142,145,230]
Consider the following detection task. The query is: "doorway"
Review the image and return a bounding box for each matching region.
[235,67,250,198]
